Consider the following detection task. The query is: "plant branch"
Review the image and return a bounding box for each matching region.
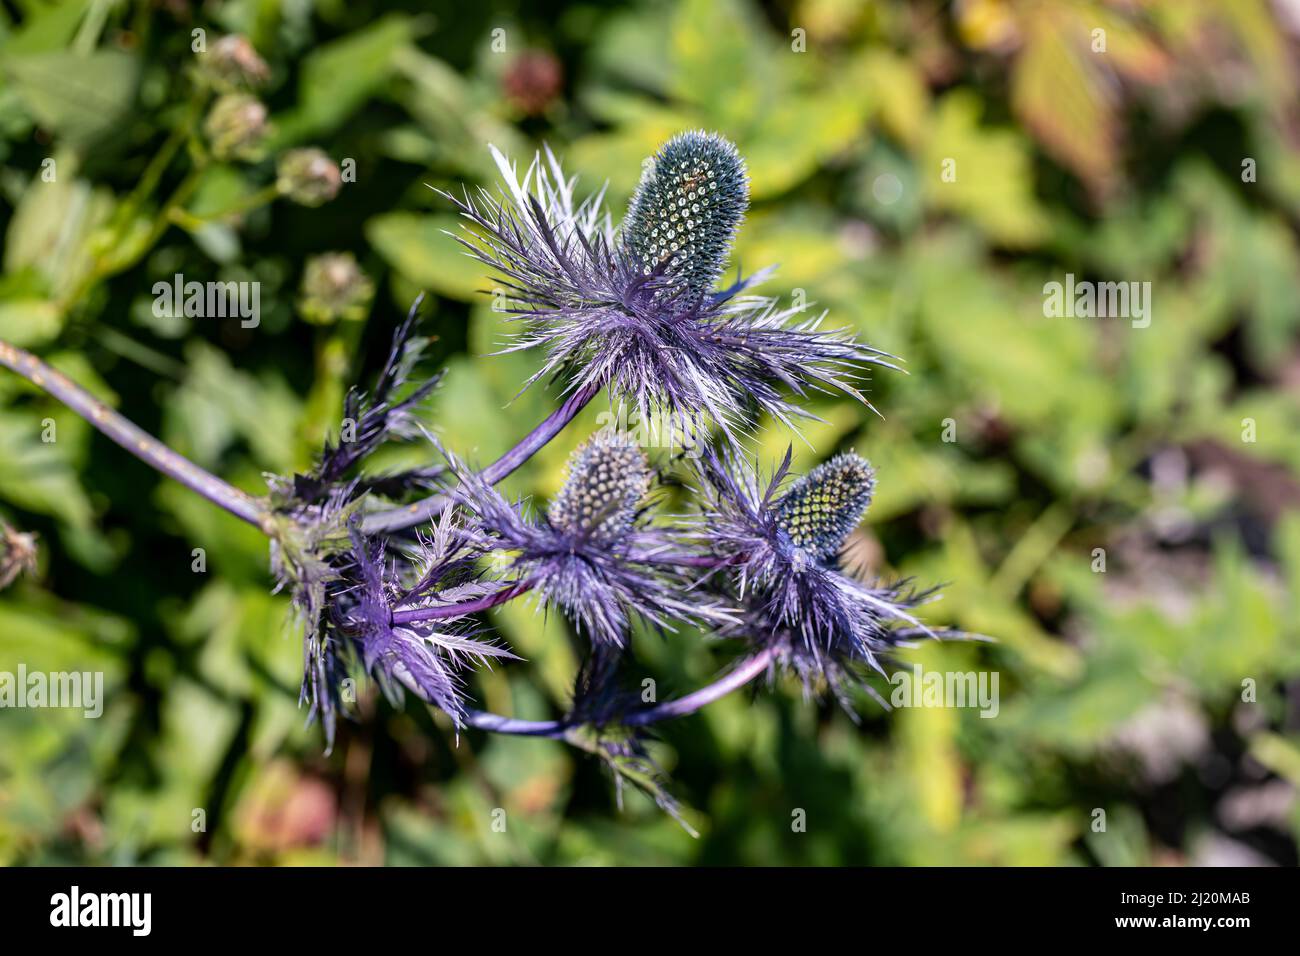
[361,380,602,534]
[461,645,777,737]
[625,645,775,724]
[0,339,268,528]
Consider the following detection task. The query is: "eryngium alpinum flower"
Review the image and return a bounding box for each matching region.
[691,449,944,705]
[452,432,730,647]
[271,299,448,746]
[338,522,516,728]
[440,131,897,438]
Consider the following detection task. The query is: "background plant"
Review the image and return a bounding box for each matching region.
[1,0,1299,866]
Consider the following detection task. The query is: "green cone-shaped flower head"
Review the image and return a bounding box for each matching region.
[548,433,652,542]
[623,130,749,302]
[776,453,876,561]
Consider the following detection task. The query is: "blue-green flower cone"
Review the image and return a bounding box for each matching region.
[776,453,876,561]
[623,130,749,302]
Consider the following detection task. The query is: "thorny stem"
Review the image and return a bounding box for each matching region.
[360,380,602,534]
[0,339,268,528]
[461,645,778,738]
[390,578,534,625]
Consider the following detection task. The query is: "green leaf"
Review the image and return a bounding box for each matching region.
[272,14,416,145]
[0,299,62,347]
[4,49,139,146]
[923,92,1049,246]
[366,212,487,302]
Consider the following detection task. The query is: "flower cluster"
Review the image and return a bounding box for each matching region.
[254,133,972,808]
[0,129,975,822]
[687,448,946,709]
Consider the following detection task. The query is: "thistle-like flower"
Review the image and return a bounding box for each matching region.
[440,131,897,438]
[690,448,946,707]
[451,431,730,647]
[336,520,517,728]
[776,454,878,562]
[546,435,651,543]
[268,298,447,747]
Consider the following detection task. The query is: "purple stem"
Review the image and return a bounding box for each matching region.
[461,645,778,737]
[391,579,533,625]
[0,339,267,528]
[461,709,570,738]
[360,380,602,535]
[625,646,776,725]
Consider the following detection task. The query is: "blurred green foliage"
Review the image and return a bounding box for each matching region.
[2,0,1300,866]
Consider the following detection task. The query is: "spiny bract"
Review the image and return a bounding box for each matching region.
[623,130,749,301]
[548,433,652,542]
[775,453,876,561]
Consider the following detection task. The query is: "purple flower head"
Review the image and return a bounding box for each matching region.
[689,447,949,707]
[261,300,437,749]
[439,132,899,440]
[337,519,517,728]
[450,431,731,647]
[262,482,357,750]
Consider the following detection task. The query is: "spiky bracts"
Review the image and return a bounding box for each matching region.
[0,127,982,834]
[338,521,517,728]
[439,137,898,439]
[288,295,443,507]
[450,432,730,647]
[624,130,748,302]
[688,448,943,706]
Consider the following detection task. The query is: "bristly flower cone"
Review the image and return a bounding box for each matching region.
[623,130,749,303]
[548,434,652,543]
[776,454,876,562]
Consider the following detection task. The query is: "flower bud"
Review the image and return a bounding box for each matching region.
[0,520,38,590]
[776,453,876,561]
[299,253,374,324]
[199,34,270,90]
[548,433,651,542]
[623,130,749,302]
[204,93,269,161]
[502,50,563,116]
[276,148,342,206]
